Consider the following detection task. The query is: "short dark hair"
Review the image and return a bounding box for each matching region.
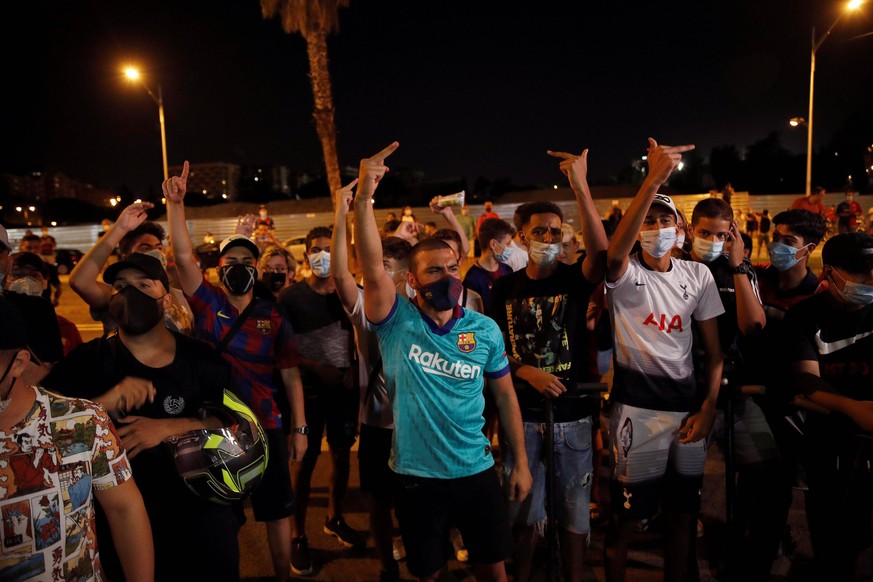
[772,209,827,247]
[305,226,333,252]
[119,221,165,257]
[433,228,461,248]
[515,201,563,229]
[740,232,753,251]
[812,186,825,195]
[11,252,49,278]
[477,217,515,251]
[691,198,733,226]
[382,237,412,263]
[384,219,401,234]
[409,238,453,272]
[822,232,873,274]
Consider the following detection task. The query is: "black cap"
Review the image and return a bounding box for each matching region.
[0,296,28,350]
[219,235,260,259]
[822,232,873,274]
[103,252,170,291]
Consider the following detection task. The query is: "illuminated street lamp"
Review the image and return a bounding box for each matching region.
[803,0,864,196]
[788,117,807,128]
[124,66,169,181]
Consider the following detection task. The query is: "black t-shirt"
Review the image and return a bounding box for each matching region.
[784,293,873,439]
[489,261,599,423]
[41,331,241,579]
[759,216,771,233]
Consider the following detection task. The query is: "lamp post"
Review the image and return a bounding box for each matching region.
[804,0,864,196]
[124,67,169,181]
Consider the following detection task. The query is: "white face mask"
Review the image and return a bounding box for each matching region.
[639,227,677,258]
[528,240,562,267]
[692,237,725,263]
[8,276,43,297]
[308,251,331,278]
[143,249,168,270]
[676,232,686,248]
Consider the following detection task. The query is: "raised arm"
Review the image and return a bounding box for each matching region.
[69,202,154,310]
[331,179,361,313]
[547,148,608,282]
[606,138,694,281]
[429,197,471,257]
[725,220,766,335]
[353,142,401,323]
[162,161,202,295]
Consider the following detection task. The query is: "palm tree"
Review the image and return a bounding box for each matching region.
[261,0,348,205]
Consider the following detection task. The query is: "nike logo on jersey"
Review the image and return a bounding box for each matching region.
[408,345,482,379]
[634,282,646,286]
[217,311,232,319]
[814,329,873,355]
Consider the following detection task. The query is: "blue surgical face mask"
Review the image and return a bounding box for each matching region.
[528,240,561,267]
[493,241,516,264]
[768,241,807,272]
[308,251,331,278]
[640,227,677,258]
[831,269,873,306]
[692,236,725,263]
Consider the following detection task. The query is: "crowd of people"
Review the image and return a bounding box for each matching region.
[1,139,872,582]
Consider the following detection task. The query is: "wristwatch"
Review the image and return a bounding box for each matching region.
[733,263,750,275]
[293,425,309,435]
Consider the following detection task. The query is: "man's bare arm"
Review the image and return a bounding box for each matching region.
[163,161,203,295]
[331,179,361,313]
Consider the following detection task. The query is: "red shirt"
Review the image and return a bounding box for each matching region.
[790,196,825,216]
[476,211,501,232]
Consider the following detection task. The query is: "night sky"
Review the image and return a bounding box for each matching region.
[5,0,873,195]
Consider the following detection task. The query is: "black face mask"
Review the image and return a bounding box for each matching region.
[219,264,257,295]
[417,274,463,311]
[109,286,165,335]
[261,272,287,293]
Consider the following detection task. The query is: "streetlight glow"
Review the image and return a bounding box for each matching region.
[122,64,169,181]
[848,0,863,10]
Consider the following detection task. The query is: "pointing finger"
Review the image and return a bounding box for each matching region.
[546,150,574,160]
[344,178,359,190]
[369,141,399,163]
[581,148,589,159]
[180,160,190,181]
[660,144,696,154]
[647,137,658,151]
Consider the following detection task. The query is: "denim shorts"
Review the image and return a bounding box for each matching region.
[502,417,594,534]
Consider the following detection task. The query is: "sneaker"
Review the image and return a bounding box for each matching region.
[392,536,406,561]
[450,528,468,562]
[323,516,365,548]
[291,536,314,576]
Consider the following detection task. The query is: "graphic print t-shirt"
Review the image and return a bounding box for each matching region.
[489,261,599,423]
[607,254,724,412]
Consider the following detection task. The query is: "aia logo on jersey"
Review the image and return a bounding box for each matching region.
[643,313,684,333]
[256,319,271,335]
[457,332,477,353]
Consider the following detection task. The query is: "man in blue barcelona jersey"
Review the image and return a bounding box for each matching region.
[353,142,532,582]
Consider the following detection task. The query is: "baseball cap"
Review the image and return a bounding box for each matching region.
[650,193,678,220]
[103,252,170,291]
[822,232,873,274]
[219,234,260,259]
[0,224,10,252]
[0,296,28,350]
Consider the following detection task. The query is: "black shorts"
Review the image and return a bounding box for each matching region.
[250,428,295,522]
[359,423,395,500]
[394,467,512,577]
[302,385,359,463]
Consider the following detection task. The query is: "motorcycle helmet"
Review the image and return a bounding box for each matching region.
[166,390,269,505]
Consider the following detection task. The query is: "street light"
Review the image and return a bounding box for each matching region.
[804,0,864,196]
[124,66,169,181]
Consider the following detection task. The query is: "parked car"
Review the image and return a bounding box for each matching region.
[54,248,84,274]
[282,235,307,263]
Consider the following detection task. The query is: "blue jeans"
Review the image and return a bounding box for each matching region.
[502,417,593,534]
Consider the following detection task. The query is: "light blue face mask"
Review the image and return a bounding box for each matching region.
[493,242,516,264]
[692,237,725,263]
[832,269,873,306]
[640,227,677,258]
[767,241,807,272]
[308,251,331,278]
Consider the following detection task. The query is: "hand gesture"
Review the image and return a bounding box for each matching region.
[429,196,451,217]
[678,404,716,443]
[547,149,589,193]
[507,462,533,502]
[162,161,190,204]
[116,202,155,233]
[116,416,168,459]
[520,366,567,398]
[726,220,745,268]
[645,138,695,186]
[358,142,399,197]
[107,377,156,414]
[388,220,419,242]
[334,178,359,217]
